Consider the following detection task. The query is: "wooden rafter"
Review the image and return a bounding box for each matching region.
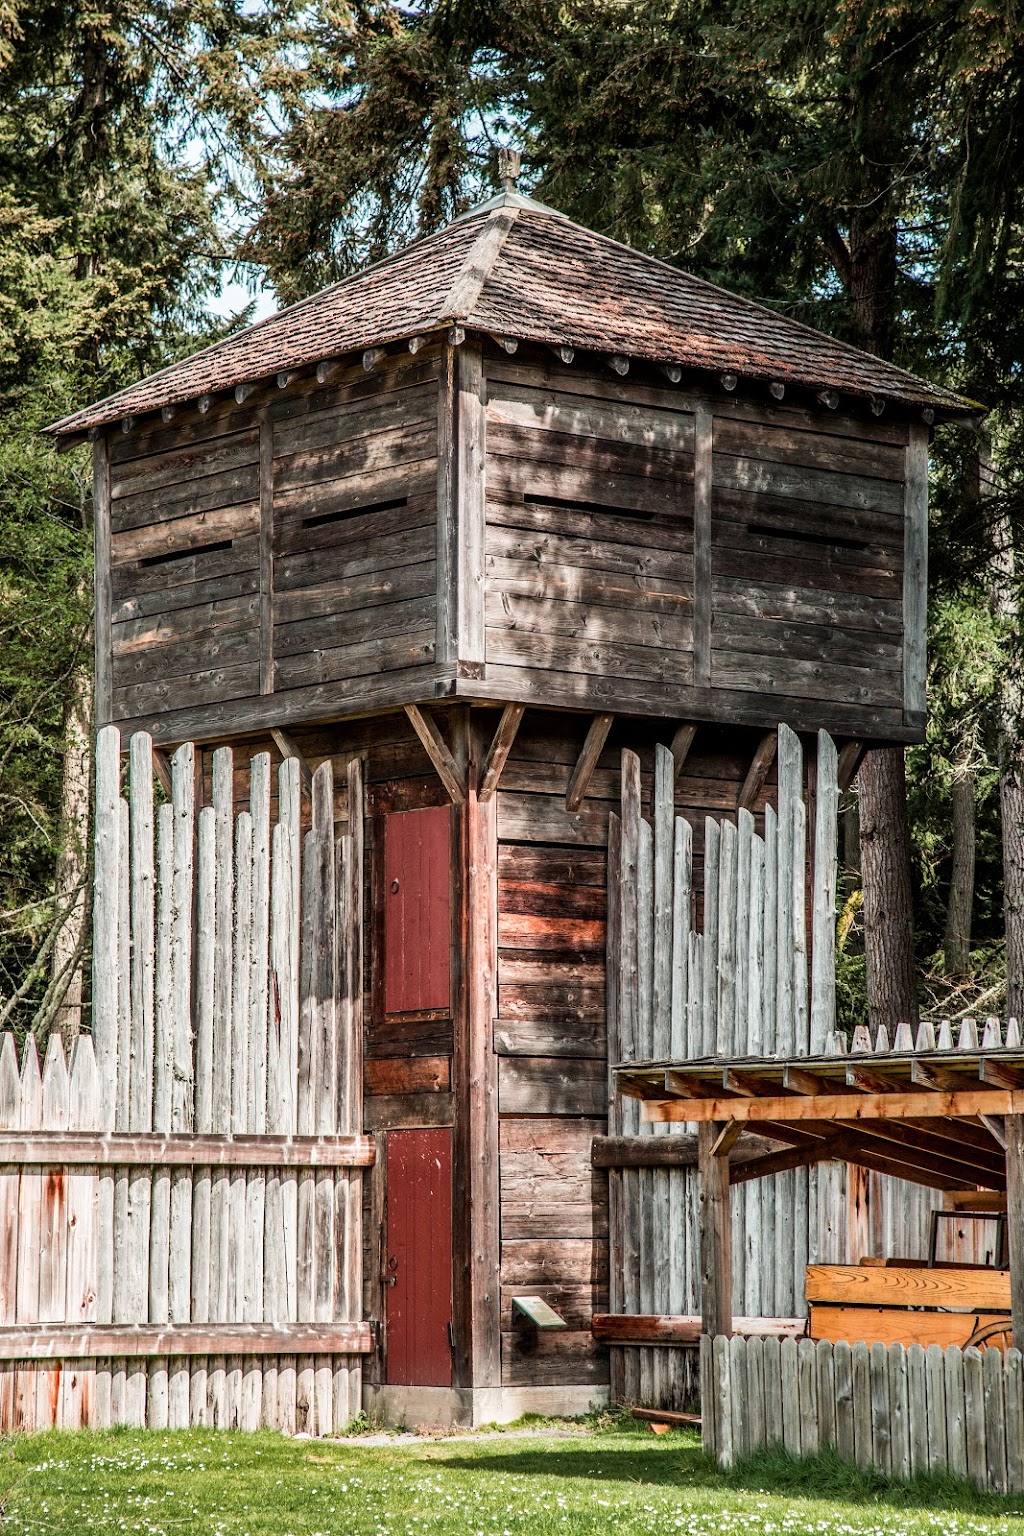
[566,713,614,812]
[405,704,466,804]
[478,703,524,803]
[738,730,777,810]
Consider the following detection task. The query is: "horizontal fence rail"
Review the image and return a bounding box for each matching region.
[702,1333,1024,1495]
[0,726,367,1435]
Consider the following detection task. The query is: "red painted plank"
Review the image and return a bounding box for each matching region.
[385,1128,453,1386]
[384,806,451,1014]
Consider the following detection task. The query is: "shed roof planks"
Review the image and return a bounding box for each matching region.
[48,190,976,439]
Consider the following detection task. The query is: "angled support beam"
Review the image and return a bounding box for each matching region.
[710,1121,745,1159]
[838,739,867,792]
[152,747,173,797]
[478,703,524,803]
[738,730,777,811]
[670,721,698,782]
[730,1136,840,1185]
[270,729,313,795]
[405,704,466,804]
[566,713,613,812]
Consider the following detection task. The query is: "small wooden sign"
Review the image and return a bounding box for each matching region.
[512,1296,567,1330]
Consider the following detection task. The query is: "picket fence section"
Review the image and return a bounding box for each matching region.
[701,1333,1024,1494]
[606,726,940,1410]
[0,726,371,1434]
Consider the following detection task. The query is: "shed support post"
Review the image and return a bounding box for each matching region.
[699,1121,732,1340]
[1005,1113,1024,1352]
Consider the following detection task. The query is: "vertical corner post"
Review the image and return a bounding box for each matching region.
[450,709,501,1390]
[693,406,713,690]
[904,423,929,725]
[93,434,113,727]
[698,1120,732,1340]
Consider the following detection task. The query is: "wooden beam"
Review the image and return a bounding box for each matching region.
[693,407,712,688]
[738,731,777,811]
[591,1133,780,1169]
[270,729,313,794]
[644,1085,1022,1125]
[405,704,467,803]
[0,1322,373,1361]
[698,1122,732,1339]
[838,740,867,791]
[710,1121,744,1158]
[730,1138,839,1185]
[782,1065,832,1096]
[980,1059,1024,1090]
[664,1068,716,1099]
[670,721,698,781]
[566,713,614,811]
[591,1314,804,1346]
[846,1065,904,1094]
[0,1132,375,1167]
[478,703,524,803]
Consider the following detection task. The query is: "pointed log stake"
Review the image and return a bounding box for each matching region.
[405,704,466,804]
[670,721,698,782]
[478,703,525,803]
[270,729,313,795]
[566,713,614,812]
[738,731,777,811]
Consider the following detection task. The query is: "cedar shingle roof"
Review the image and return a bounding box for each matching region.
[47,191,975,436]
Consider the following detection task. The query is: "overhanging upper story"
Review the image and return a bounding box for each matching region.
[48,190,980,748]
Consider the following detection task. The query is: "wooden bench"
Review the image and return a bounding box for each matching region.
[806,1263,1012,1350]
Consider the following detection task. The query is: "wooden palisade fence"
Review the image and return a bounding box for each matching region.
[605,725,942,1407]
[0,726,372,1433]
[702,1333,1024,1495]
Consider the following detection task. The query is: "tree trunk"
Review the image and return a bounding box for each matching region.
[943,763,975,975]
[986,439,1024,1019]
[858,746,919,1029]
[50,660,92,1044]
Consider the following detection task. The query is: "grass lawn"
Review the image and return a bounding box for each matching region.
[2,1417,1024,1536]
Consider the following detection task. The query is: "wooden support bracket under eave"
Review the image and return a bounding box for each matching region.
[738,730,777,811]
[405,704,467,804]
[478,703,525,803]
[566,713,614,812]
[270,729,313,795]
[838,739,867,792]
[670,721,698,781]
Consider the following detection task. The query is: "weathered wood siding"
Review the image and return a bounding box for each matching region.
[106,350,441,742]
[710,402,909,735]
[480,346,919,740]
[483,356,696,717]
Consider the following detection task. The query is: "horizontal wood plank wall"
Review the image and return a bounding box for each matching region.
[479,350,916,739]
[0,727,369,1434]
[703,1333,1024,1494]
[107,349,444,744]
[483,355,696,714]
[710,403,909,737]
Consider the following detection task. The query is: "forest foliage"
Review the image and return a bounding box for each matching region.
[2,0,1023,1032]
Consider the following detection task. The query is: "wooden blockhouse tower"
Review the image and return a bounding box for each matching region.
[50,181,974,1426]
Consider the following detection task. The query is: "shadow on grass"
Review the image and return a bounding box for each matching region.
[441,1437,1024,1517]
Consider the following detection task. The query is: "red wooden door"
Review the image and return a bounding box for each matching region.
[383,806,451,1014]
[385,1128,453,1386]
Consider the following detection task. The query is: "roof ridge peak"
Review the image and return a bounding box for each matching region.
[439,205,521,322]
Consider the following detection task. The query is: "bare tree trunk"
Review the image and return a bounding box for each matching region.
[943,761,975,975]
[986,439,1024,1019]
[50,661,92,1044]
[859,746,919,1029]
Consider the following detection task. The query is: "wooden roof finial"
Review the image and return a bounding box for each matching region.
[498,147,521,193]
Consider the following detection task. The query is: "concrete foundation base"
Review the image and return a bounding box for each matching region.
[362,1383,609,1430]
